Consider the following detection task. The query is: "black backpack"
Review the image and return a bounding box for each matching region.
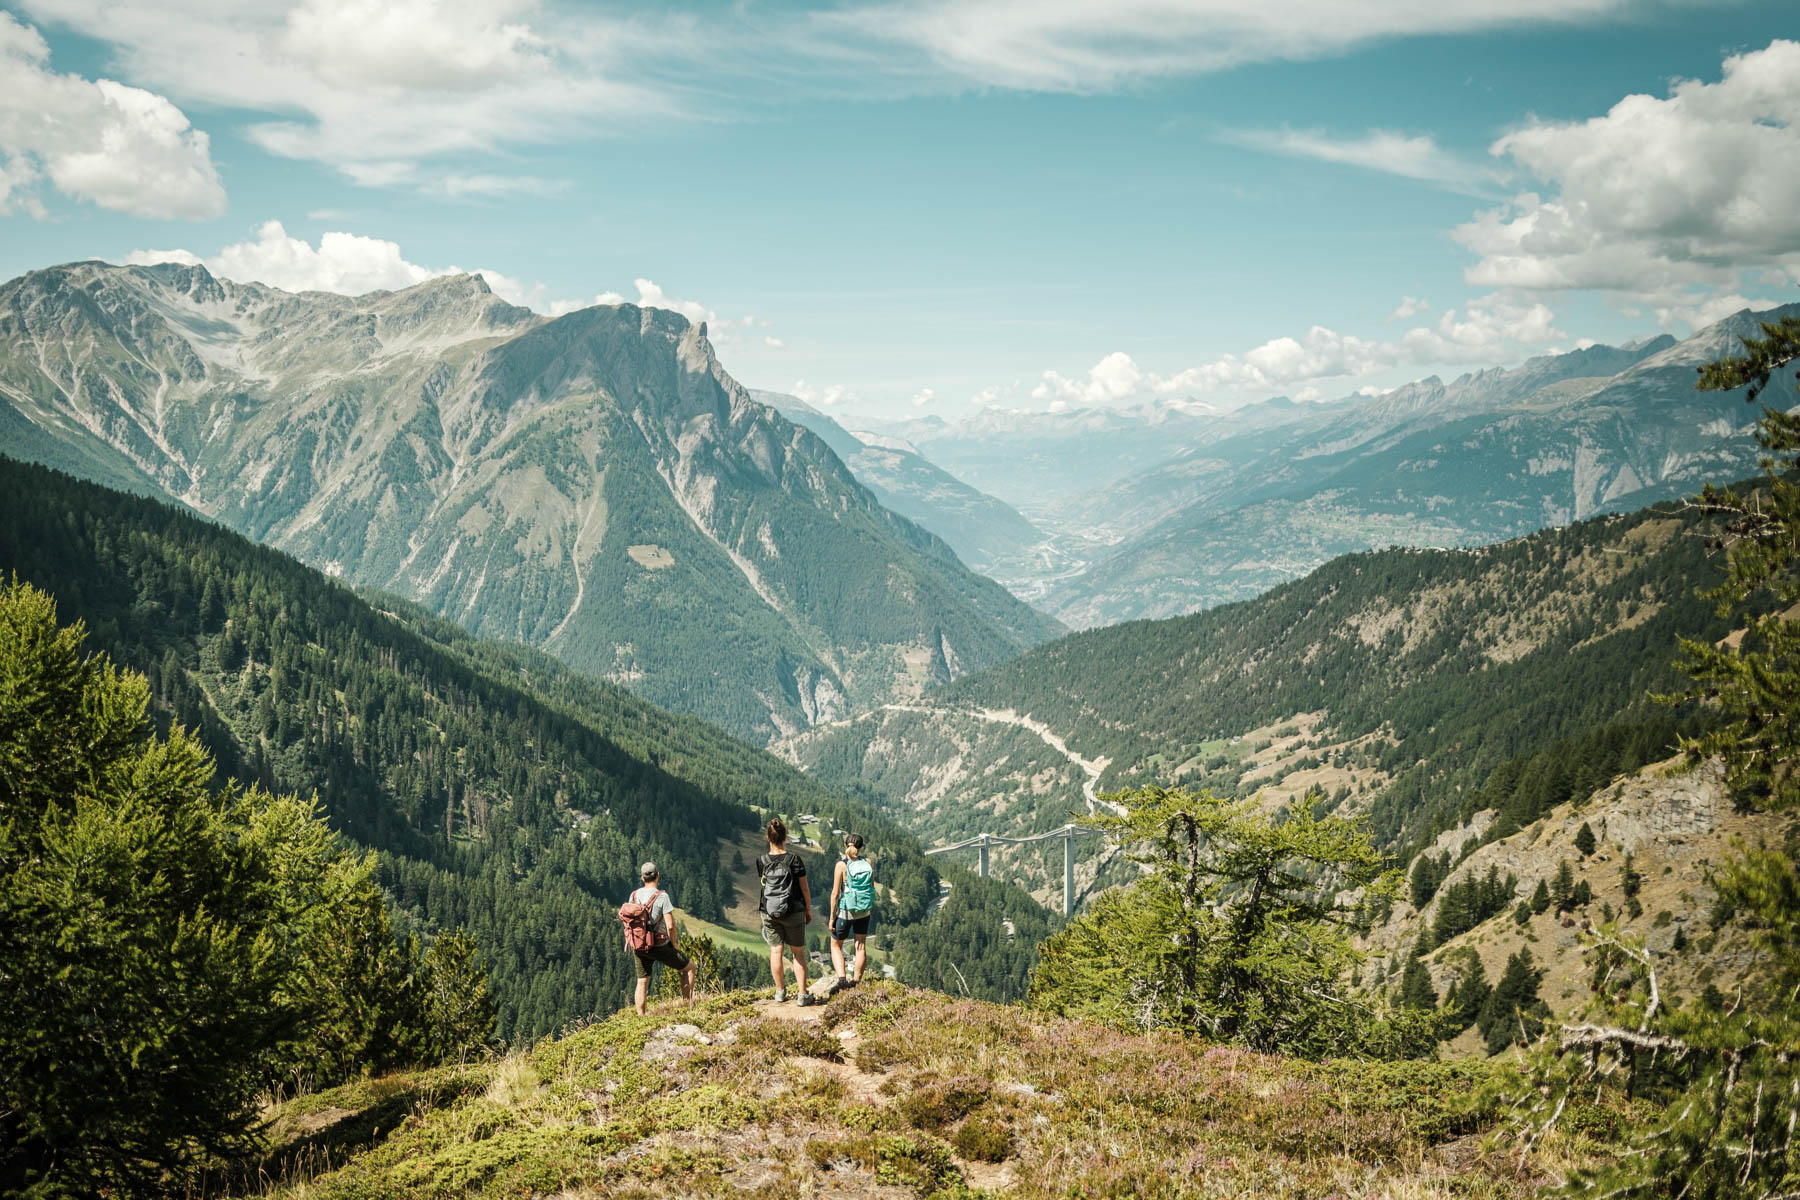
[760,854,802,918]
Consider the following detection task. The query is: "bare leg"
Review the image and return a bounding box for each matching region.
[634,974,650,1016]
[793,945,809,993]
[681,963,696,1006]
[768,942,784,991]
[852,935,867,983]
[830,935,847,979]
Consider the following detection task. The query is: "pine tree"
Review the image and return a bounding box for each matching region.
[1574,821,1596,857]
[1477,949,1545,1055]
[1442,949,1490,1031]
[1551,860,1575,912]
[1530,878,1551,915]
[1520,312,1800,1198]
[0,581,496,1196]
[1621,851,1643,898]
[1398,953,1438,1011]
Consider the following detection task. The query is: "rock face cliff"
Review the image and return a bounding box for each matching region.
[0,261,1062,741]
[1365,759,1793,1048]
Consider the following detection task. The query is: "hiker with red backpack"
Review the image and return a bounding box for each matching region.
[758,818,815,1005]
[620,861,696,1015]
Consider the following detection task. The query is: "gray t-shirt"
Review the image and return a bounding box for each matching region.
[631,885,674,939]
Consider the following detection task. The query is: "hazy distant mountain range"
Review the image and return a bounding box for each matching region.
[0,261,1062,742]
[856,314,1787,626]
[750,389,1047,575]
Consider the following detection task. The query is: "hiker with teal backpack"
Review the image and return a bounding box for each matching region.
[758,818,816,1005]
[829,833,875,986]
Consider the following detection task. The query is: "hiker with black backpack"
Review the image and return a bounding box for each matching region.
[758,818,815,1005]
[619,862,696,1015]
[829,832,875,987]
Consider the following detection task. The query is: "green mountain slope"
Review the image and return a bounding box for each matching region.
[0,262,1060,743]
[0,455,1056,1040]
[781,493,1738,900]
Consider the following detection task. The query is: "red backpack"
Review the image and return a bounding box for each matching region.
[619,886,666,952]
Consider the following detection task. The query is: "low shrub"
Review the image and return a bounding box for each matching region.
[951,1113,1015,1162]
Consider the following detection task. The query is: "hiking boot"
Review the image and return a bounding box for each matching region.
[773,988,786,1003]
[796,993,817,1007]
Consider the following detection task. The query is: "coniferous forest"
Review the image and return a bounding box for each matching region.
[0,455,1054,1047]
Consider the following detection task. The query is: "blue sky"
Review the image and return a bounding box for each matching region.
[2,1,1796,417]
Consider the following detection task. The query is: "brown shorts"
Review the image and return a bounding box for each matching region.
[633,941,691,980]
[761,910,807,948]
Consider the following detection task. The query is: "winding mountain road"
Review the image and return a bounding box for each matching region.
[879,703,1124,817]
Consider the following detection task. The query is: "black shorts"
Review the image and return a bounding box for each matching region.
[633,941,691,979]
[831,911,871,940]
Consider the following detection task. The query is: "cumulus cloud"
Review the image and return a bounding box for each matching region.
[1031,350,1145,406]
[125,225,765,344]
[790,379,861,407]
[131,220,445,294]
[11,0,668,188]
[1389,296,1430,321]
[764,336,786,349]
[1455,39,1800,305]
[0,12,224,219]
[1030,296,1564,407]
[910,387,935,407]
[830,0,1674,93]
[1228,128,1495,196]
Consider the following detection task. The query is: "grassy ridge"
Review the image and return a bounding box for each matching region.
[228,983,1599,1199]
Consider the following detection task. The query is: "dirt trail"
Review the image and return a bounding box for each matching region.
[748,991,889,1103]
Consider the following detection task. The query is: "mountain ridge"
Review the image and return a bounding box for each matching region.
[0,260,1061,742]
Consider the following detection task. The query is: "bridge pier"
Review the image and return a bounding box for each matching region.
[1063,826,1074,917]
[978,833,989,878]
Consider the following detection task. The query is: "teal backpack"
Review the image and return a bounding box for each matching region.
[841,857,875,917]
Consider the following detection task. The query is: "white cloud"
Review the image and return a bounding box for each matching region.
[0,12,224,219]
[764,336,786,349]
[830,0,1677,93]
[791,379,861,407]
[279,0,549,91]
[124,225,763,343]
[1030,295,1564,407]
[970,385,1006,407]
[1455,39,1800,306]
[1389,296,1430,321]
[1031,349,1145,406]
[632,278,719,329]
[910,387,935,407]
[1653,292,1784,331]
[1229,128,1495,195]
[13,0,670,187]
[130,220,441,293]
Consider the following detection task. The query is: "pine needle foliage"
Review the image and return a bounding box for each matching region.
[1516,314,1800,1200]
[1672,313,1800,809]
[0,581,494,1198]
[1028,785,1442,1057]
